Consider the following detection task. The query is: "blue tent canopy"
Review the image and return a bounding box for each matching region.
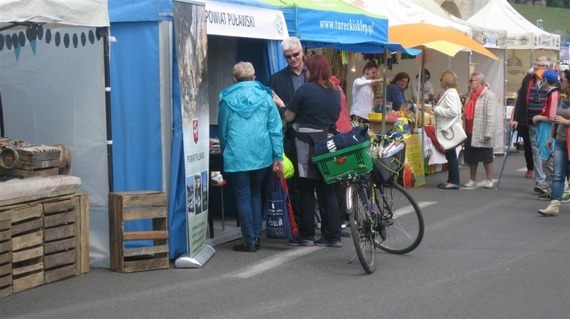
[108,0,172,22]
[210,0,419,55]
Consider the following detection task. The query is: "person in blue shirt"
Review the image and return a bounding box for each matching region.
[218,62,284,252]
[386,72,411,112]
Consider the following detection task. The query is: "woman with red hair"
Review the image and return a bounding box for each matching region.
[276,55,343,247]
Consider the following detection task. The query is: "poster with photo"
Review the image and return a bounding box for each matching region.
[174,0,209,258]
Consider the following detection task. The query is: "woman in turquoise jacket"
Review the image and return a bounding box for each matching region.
[218,61,283,252]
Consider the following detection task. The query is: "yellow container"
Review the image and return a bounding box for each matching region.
[368,112,382,121]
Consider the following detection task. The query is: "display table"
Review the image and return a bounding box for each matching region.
[368,117,417,133]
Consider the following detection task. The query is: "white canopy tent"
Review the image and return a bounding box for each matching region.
[467,0,559,51]
[411,0,508,153]
[0,0,111,264]
[343,0,472,36]
[467,0,560,93]
[0,0,109,28]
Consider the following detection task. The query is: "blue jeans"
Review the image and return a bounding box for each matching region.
[551,140,569,201]
[227,166,271,245]
[445,148,460,185]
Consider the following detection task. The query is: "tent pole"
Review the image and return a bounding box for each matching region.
[0,92,4,137]
[416,46,426,160]
[100,27,114,192]
[382,47,388,133]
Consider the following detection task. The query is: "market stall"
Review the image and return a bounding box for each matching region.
[467,0,560,93]
[0,0,108,296]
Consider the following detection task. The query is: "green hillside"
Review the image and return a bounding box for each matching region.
[512,3,570,41]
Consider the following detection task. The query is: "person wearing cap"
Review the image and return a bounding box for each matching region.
[539,69,570,216]
[532,68,566,201]
[509,56,552,194]
[218,61,284,252]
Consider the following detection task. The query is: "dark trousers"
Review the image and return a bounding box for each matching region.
[445,148,460,185]
[298,177,341,242]
[517,125,534,171]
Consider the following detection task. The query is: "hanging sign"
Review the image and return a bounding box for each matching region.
[205,1,288,40]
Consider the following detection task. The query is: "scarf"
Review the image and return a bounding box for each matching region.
[464,86,485,134]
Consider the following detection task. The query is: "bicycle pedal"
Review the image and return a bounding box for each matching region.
[381,219,394,226]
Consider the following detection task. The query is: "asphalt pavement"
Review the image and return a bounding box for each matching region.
[1,150,569,319]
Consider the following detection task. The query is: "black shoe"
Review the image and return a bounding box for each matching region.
[255,238,261,249]
[233,243,257,252]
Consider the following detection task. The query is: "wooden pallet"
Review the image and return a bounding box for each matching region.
[0,216,11,299]
[109,191,169,273]
[10,203,44,293]
[0,192,89,298]
[42,197,78,284]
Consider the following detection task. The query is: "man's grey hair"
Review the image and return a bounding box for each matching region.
[281,37,302,51]
[535,56,551,67]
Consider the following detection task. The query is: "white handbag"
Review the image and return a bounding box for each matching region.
[436,116,467,151]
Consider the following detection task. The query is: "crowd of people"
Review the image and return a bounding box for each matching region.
[217,39,568,252]
[508,56,570,216]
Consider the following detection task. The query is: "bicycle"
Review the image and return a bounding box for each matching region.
[313,128,424,274]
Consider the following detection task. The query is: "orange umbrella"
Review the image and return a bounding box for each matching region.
[389,23,499,60]
[389,23,499,155]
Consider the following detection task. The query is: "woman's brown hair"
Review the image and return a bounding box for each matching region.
[390,72,410,90]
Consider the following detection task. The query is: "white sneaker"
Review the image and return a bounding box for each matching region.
[463,180,477,188]
[477,179,494,188]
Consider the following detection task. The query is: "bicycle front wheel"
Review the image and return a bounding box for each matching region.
[374,182,424,254]
[348,183,376,274]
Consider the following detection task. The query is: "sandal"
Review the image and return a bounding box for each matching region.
[441,183,459,190]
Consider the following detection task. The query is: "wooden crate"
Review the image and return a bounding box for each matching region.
[42,197,78,284]
[0,147,60,170]
[0,215,12,299]
[9,204,44,293]
[0,167,59,178]
[0,147,60,177]
[109,191,169,273]
[0,192,89,297]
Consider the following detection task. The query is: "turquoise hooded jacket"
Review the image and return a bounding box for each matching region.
[218,81,283,172]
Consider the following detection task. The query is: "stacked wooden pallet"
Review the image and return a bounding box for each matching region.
[0,214,11,298]
[0,193,89,298]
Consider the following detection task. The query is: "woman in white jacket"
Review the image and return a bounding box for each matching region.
[432,71,463,189]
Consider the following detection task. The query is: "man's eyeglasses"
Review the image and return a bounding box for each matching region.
[284,51,301,60]
[534,63,549,68]
[469,79,477,82]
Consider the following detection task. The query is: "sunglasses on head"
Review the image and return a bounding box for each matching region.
[284,51,301,60]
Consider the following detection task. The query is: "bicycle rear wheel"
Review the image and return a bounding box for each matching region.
[374,182,424,254]
[348,183,376,274]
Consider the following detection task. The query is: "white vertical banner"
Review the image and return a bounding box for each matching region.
[173,0,214,267]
